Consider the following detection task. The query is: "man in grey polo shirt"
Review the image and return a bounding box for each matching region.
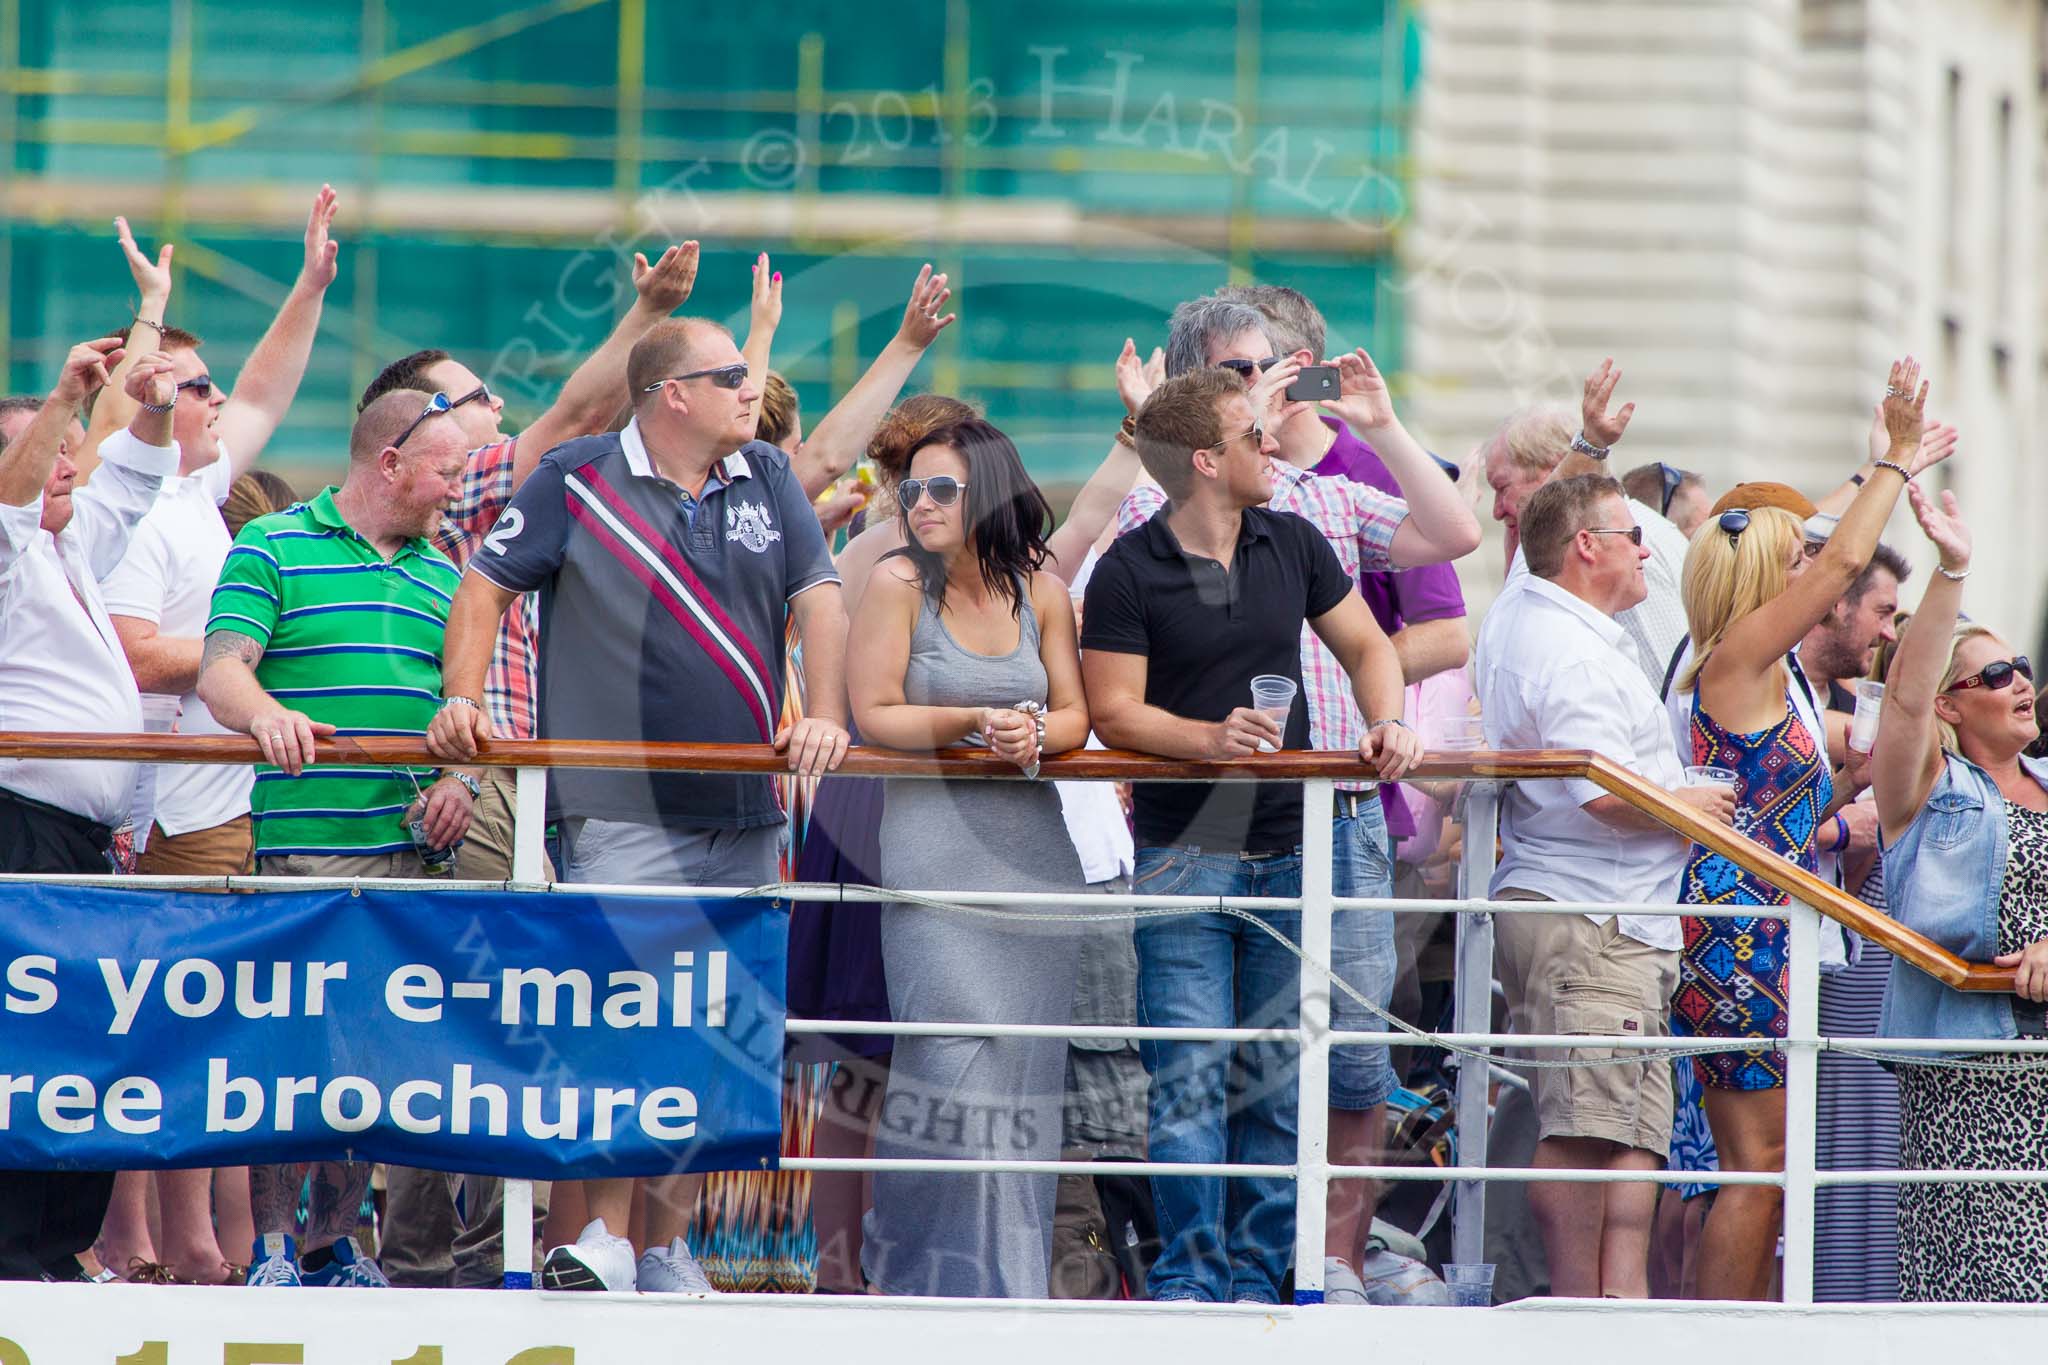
[429,316,849,1294]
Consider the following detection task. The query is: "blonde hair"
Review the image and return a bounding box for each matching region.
[1677,505,1804,693]
[1485,405,1574,475]
[756,370,799,449]
[1932,621,2002,755]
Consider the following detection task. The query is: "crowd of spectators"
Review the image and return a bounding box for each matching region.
[0,187,2044,1306]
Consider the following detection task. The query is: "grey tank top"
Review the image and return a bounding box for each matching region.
[902,580,1047,750]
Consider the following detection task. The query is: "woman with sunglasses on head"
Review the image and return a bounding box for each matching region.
[843,418,1093,1299]
[1871,485,2048,1302]
[1669,359,1940,1301]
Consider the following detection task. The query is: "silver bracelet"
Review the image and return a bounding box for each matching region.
[1871,458,1912,480]
[1570,431,1610,460]
[1367,718,1410,732]
[138,398,173,415]
[1014,700,1046,780]
[440,695,482,712]
[1936,563,1970,582]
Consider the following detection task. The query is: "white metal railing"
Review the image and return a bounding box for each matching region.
[0,742,2030,1306]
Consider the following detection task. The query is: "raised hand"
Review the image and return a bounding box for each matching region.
[300,184,340,290]
[1908,421,1958,478]
[896,264,956,350]
[115,216,174,306]
[1328,348,1399,430]
[52,336,128,406]
[1142,345,1165,393]
[1906,482,1970,573]
[1115,338,1156,417]
[1247,356,1303,429]
[632,241,700,315]
[122,351,177,408]
[750,252,784,334]
[1881,356,1928,453]
[1582,357,1635,449]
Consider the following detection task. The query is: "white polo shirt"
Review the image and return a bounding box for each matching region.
[0,429,179,827]
[100,450,250,837]
[1475,574,1688,950]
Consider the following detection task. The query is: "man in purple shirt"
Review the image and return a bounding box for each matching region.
[1213,284,1472,847]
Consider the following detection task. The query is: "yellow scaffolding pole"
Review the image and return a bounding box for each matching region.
[614,0,644,215]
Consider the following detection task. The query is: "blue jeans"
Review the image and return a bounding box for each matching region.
[1329,802,1399,1110]
[1132,847,1305,1304]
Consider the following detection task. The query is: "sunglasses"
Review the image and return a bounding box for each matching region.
[1656,462,1689,519]
[1585,525,1644,546]
[1717,508,1751,549]
[641,363,749,393]
[1948,656,2034,694]
[450,383,495,411]
[391,391,453,450]
[898,475,968,511]
[1211,421,1264,451]
[1217,357,1281,378]
[174,375,213,400]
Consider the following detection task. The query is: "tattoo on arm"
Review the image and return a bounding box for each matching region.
[201,629,266,677]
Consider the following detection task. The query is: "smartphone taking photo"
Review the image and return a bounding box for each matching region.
[1286,365,1339,402]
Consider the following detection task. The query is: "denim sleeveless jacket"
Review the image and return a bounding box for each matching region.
[1879,751,2048,1052]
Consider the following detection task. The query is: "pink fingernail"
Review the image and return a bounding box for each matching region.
[773,272,781,283]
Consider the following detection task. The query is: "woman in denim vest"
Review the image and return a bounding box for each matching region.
[1873,483,2048,1302]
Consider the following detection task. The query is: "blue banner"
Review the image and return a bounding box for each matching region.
[0,884,787,1179]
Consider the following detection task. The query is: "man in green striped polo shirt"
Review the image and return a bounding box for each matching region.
[197,386,477,1289]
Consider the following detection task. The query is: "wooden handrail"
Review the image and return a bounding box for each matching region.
[0,732,2011,992]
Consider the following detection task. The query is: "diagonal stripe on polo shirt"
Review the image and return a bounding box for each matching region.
[563,474,775,740]
[576,464,776,683]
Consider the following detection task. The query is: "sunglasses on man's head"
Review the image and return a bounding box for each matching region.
[641,363,749,393]
[1657,462,1689,519]
[174,375,213,400]
[1216,357,1281,378]
[897,475,968,511]
[1948,656,2034,695]
[392,391,453,451]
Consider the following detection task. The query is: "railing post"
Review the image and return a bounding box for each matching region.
[503,765,549,1290]
[1450,781,1500,1269]
[1293,777,1335,1305]
[1782,895,1821,1305]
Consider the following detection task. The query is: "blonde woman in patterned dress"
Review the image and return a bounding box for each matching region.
[1873,484,2048,1302]
[1670,359,1941,1300]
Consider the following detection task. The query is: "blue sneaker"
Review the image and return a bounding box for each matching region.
[246,1233,303,1287]
[302,1235,390,1288]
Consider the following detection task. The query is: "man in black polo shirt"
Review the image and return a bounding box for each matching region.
[1080,366,1422,1305]
[430,317,849,1294]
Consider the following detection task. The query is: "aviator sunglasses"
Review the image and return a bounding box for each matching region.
[897,475,968,511]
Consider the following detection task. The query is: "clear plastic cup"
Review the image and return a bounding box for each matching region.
[1430,714,1487,751]
[1683,764,1738,792]
[1849,679,1884,753]
[1442,1261,1495,1307]
[1248,675,1297,754]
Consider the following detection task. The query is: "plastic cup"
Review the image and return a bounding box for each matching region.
[1431,714,1487,751]
[1248,675,1297,754]
[1849,679,1884,754]
[1442,1261,1495,1307]
[1683,764,1737,792]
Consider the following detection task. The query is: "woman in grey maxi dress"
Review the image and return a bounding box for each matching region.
[847,419,1093,1298]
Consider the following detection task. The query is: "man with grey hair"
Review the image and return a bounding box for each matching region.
[1482,362,1692,690]
[430,315,849,1294]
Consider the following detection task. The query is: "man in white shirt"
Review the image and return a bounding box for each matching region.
[0,340,179,1282]
[1473,474,1734,1299]
[94,187,339,884]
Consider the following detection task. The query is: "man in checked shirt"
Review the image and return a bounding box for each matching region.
[348,242,701,1291]
[1113,297,1481,1303]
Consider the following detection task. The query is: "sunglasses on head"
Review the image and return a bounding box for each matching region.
[1584,525,1644,546]
[391,391,453,450]
[1717,508,1751,549]
[1948,656,2034,694]
[897,475,968,511]
[641,363,749,393]
[1657,462,1689,519]
[1217,357,1281,378]
[175,375,213,400]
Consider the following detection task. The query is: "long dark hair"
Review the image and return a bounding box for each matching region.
[888,418,1053,617]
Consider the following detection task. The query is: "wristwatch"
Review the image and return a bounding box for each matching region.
[441,695,482,713]
[446,771,482,801]
[1367,718,1410,732]
[1570,432,1610,460]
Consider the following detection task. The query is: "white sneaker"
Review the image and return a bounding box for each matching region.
[540,1219,637,1292]
[1322,1256,1370,1305]
[636,1236,717,1294]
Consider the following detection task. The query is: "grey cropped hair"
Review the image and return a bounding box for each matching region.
[1162,297,1274,379]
